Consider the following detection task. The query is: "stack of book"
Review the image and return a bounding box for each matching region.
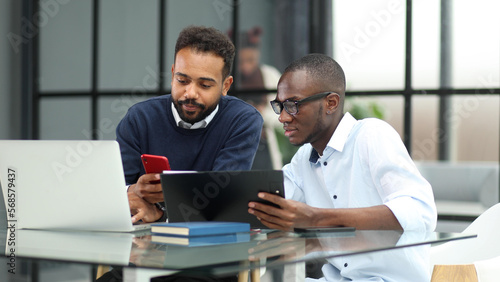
[151,221,251,247]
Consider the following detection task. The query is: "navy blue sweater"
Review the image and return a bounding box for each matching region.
[116,95,263,185]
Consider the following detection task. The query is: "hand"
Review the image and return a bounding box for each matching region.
[128,173,164,203]
[128,191,163,223]
[248,192,319,231]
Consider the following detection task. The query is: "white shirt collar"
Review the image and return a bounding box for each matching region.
[327,112,357,153]
[171,102,219,129]
[309,112,357,163]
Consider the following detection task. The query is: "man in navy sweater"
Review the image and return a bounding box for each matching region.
[116,26,263,223]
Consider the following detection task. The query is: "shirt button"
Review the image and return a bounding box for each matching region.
[323,161,327,166]
[333,195,337,199]
[344,263,348,267]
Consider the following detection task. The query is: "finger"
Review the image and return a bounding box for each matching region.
[248,207,274,222]
[249,207,290,229]
[142,182,163,193]
[258,192,287,207]
[259,217,290,231]
[131,210,145,224]
[139,173,161,184]
[135,183,163,199]
[143,192,165,204]
[248,201,282,217]
[128,191,142,206]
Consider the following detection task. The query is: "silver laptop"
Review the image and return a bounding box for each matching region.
[0,140,150,232]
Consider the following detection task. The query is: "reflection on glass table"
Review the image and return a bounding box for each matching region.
[128,230,475,280]
[2,228,475,281]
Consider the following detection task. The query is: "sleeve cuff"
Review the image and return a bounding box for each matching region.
[154,202,168,222]
[385,197,437,232]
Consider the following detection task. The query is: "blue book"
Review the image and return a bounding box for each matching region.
[150,221,250,237]
[151,232,251,247]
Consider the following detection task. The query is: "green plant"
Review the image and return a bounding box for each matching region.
[345,98,385,120]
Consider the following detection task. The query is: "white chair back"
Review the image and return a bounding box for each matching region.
[431,203,500,266]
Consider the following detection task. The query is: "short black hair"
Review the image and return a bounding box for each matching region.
[284,53,346,94]
[175,25,235,78]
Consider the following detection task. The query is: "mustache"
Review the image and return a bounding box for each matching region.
[177,99,206,110]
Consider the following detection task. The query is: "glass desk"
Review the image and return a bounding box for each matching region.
[1,228,475,281]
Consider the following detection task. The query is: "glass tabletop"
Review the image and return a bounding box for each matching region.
[1,228,475,277]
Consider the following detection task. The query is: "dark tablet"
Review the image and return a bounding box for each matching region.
[161,170,285,229]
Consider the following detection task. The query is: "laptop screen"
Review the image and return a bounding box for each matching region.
[0,140,136,232]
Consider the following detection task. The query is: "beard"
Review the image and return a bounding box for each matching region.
[173,98,219,124]
[295,105,326,146]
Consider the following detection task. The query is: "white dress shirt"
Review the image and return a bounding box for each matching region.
[283,112,437,280]
[307,231,433,282]
[283,112,436,232]
[171,103,218,129]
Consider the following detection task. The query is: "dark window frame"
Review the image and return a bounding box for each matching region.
[24,0,500,155]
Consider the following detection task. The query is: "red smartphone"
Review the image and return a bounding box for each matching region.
[141,154,171,174]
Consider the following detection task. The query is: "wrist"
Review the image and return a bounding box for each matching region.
[127,184,135,193]
[154,202,167,222]
[314,207,333,227]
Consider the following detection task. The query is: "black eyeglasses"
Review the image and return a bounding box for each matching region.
[270,92,334,115]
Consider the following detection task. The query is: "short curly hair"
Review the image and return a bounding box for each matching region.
[175,25,235,78]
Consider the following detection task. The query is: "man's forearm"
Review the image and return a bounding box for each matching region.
[315,205,402,230]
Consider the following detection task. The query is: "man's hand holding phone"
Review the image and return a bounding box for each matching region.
[128,154,171,203]
[128,154,171,222]
[128,173,164,203]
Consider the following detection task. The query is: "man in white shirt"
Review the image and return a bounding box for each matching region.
[247,54,437,280]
